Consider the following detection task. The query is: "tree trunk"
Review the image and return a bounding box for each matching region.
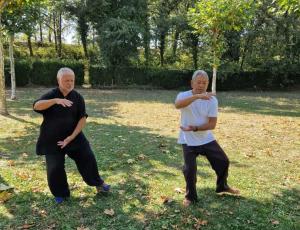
[0,15,8,115]
[191,34,198,69]
[9,34,16,100]
[212,32,218,94]
[212,65,217,94]
[27,34,34,57]
[159,32,166,66]
[48,15,52,43]
[53,12,58,51]
[143,18,150,66]
[78,14,89,59]
[39,21,43,43]
[58,13,62,58]
[172,29,179,58]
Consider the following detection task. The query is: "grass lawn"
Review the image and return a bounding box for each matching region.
[0,88,299,230]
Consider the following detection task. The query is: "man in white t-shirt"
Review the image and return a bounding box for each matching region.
[175,70,239,207]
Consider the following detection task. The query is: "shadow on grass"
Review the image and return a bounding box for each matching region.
[1,184,299,229]
[217,92,300,117]
[3,114,39,127]
[6,88,300,121]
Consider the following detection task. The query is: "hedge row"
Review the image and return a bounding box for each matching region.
[89,66,300,90]
[4,59,300,90]
[89,67,193,89]
[5,59,84,86]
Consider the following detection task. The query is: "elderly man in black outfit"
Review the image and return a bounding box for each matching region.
[33,67,110,203]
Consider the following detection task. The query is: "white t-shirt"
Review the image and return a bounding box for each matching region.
[176,90,218,146]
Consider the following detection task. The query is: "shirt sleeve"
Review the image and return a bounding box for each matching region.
[208,97,218,117]
[175,92,185,103]
[77,93,88,119]
[33,89,56,114]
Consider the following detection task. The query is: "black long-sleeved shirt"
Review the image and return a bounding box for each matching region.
[33,88,88,155]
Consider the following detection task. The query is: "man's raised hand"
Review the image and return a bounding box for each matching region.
[196,92,216,100]
[55,98,73,107]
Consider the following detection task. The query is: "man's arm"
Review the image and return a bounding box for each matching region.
[180,117,217,131]
[57,117,86,149]
[175,93,215,109]
[34,98,73,111]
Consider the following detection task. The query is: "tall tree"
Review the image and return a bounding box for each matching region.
[188,0,254,93]
[0,0,12,115]
[87,0,146,67]
[2,0,42,99]
[152,0,181,66]
[65,0,90,59]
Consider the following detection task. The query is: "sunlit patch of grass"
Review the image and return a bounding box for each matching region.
[0,88,299,229]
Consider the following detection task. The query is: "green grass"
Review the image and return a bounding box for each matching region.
[0,88,299,230]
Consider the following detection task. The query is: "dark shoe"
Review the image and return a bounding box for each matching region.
[96,183,111,193]
[55,197,64,204]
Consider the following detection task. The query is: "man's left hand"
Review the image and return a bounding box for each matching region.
[180,126,197,132]
[57,136,74,148]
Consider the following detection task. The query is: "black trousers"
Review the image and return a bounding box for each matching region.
[182,140,230,202]
[45,143,104,197]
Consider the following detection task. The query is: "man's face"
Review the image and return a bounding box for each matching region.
[191,75,209,94]
[58,73,75,93]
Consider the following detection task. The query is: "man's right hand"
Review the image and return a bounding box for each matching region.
[55,98,73,107]
[195,92,215,100]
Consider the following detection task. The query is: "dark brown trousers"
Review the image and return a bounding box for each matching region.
[182,140,230,202]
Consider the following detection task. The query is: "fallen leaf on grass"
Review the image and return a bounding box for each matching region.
[193,217,208,229]
[7,160,15,166]
[0,191,13,203]
[104,209,115,216]
[22,152,29,158]
[39,210,47,217]
[161,196,173,204]
[118,190,125,195]
[44,223,56,230]
[77,226,90,230]
[271,220,279,225]
[119,178,126,185]
[18,223,35,229]
[174,187,184,194]
[32,186,44,193]
[127,159,135,164]
[16,172,31,180]
[158,143,167,148]
[137,154,146,160]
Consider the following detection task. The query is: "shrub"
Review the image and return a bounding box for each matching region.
[30,59,84,86]
[5,59,31,87]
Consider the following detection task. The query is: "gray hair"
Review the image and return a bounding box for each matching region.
[57,67,75,80]
[192,70,209,81]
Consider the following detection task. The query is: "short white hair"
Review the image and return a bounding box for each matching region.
[57,67,75,80]
[192,70,209,81]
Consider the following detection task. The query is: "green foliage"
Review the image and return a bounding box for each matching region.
[90,65,299,90]
[4,59,31,86]
[1,0,43,35]
[89,66,193,89]
[30,59,84,86]
[87,0,147,66]
[12,42,86,60]
[188,0,254,67]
